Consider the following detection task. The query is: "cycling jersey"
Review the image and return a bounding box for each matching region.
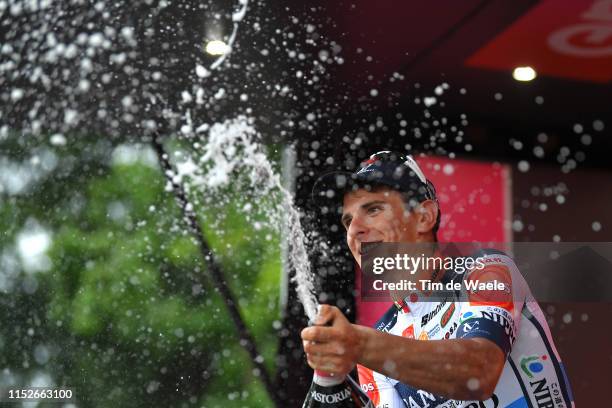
[357,249,575,408]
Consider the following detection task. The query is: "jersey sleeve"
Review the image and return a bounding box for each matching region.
[455,249,526,356]
[357,364,404,408]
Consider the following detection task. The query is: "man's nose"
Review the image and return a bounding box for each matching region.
[347,213,368,238]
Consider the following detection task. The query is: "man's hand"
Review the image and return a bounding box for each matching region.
[301,305,363,377]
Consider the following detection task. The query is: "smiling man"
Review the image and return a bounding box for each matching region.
[302,151,574,408]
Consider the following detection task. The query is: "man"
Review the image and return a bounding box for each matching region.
[302,151,574,407]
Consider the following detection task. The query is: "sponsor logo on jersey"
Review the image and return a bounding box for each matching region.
[427,324,441,338]
[402,324,415,339]
[520,355,547,379]
[529,378,558,408]
[376,312,398,333]
[357,364,380,405]
[520,355,565,408]
[360,382,375,392]
[440,303,456,327]
[461,319,480,333]
[421,299,447,326]
[401,389,438,408]
[418,330,429,340]
[459,311,474,323]
[481,310,516,345]
[444,322,458,339]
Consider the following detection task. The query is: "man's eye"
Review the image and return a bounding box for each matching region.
[368,206,382,214]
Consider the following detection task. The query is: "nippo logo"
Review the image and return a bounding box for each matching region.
[520,355,547,379]
[548,0,612,58]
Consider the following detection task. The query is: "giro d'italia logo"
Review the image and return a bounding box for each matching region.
[520,355,547,378]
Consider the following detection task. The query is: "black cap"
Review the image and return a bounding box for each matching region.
[312,151,441,230]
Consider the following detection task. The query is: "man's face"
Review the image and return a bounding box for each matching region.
[342,188,418,267]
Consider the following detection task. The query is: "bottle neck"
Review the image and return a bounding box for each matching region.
[313,370,345,387]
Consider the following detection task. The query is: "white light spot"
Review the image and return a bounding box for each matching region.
[64,109,78,125]
[443,164,454,175]
[17,226,52,273]
[205,40,230,56]
[50,133,66,146]
[195,64,210,78]
[512,66,536,82]
[11,88,24,101]
[423,97,437,107]
[592,221,602,232]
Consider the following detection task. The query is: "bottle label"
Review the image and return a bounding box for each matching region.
[310,384,352,404]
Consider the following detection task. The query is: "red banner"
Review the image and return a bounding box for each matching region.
[467,0,612,83]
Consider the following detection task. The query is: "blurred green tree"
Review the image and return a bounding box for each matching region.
[0,139,281,407]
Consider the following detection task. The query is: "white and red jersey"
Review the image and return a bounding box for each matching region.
[357,249,575,408]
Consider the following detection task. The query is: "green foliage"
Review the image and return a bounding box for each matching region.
[0,145,281,407]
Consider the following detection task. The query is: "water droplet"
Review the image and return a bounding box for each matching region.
[573,123,583,134]
[517,161,530,172]
[50,133,66,146]
[593,120,604,131]
[466,378,480,391]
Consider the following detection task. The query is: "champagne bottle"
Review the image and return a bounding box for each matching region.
[302,370,374,407]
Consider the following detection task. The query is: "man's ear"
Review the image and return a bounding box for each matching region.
[415,200,438,234]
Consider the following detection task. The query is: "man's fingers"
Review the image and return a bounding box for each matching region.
[315,304,335,326]
[303,339,346,356]
[301,325,335,342]
[306,354,342,372]
[305,354,353,376]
